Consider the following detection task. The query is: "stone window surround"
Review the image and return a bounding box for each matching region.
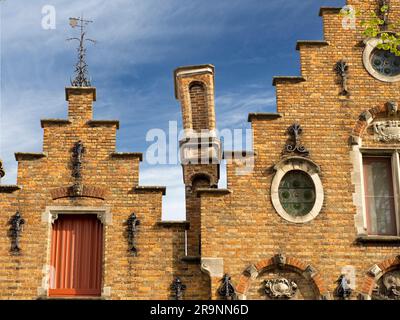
[38,206,112,299]
[363,37,400,83]
[271,156,324,224]
[351,146,400,237]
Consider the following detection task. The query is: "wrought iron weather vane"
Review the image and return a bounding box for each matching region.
[67,16,96,87]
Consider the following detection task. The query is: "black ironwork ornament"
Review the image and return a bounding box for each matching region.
[9,211,25,254]
[218,274,236,300]
[0,159,5,178]
[171,277,186,300]
[379,0,390,29]
[126,213,140,256]
[67,16,96,87]
[72,140,85,179]
[335,60,349,96]
[285,123,309,156]
[334,275,352,300]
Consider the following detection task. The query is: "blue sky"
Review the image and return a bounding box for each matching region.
[0,0,345,220]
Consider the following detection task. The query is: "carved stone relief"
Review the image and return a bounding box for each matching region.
[373,120,400,142]
[372,271,400,300]
[264,278,298,299]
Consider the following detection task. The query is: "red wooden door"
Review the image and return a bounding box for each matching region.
[49,214,103,297]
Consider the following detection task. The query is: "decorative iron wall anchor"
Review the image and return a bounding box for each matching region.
[126,213,140,256]
[379,0,390,29]
[285,123,309,156]
[71,140,85,196]
[335,60,349,96]
[171,277,186,300]
[0,159,5,179]
[334,274,352,300]
[264,278,298,299]
[9,211,25,254]
[218,274,236,300]
[72,140,85,179]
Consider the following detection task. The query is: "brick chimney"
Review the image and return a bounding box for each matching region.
[174,65,221,257]
[65,87,96,124]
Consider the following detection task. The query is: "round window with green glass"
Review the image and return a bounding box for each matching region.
[370,49,400,77]
[278,170,316,217]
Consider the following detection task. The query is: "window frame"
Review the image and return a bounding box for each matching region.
[271,156,324,224]
[360,149,400,237]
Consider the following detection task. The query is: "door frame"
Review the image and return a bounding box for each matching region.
[39,206,112,299]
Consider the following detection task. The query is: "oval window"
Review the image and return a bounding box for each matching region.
[278,170,316,217]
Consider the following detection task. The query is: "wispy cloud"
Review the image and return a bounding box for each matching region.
[0,0,345,219]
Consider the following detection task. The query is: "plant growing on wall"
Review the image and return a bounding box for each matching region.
[361,4,400,56]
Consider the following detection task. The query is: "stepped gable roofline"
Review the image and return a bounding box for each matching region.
[156,221,190,229]
[87,120,120,129]
[319,7,342,17]
[0,185,21,193]
[41,119,71,128]
[65,86,96,101]
[110,152,143,161]
[15,153,47,161]
[134,186,166,195]
[173,64,215,99]
[223,150,257,159]
[272,76,306,86]
[248,112,282,122]
[296,40,329,51]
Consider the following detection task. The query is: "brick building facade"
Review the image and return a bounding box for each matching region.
[1,0,400,300]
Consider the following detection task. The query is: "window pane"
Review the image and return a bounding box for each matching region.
[363,157,397,236]
[278,170,316,217]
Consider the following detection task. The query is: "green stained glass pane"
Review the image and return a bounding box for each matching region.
[371,49,400,77]
[278,170,316,217]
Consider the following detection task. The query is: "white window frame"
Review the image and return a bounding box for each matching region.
[358,149,400,237]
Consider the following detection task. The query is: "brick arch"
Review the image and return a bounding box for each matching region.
[235,255,329,300]
[359,255,400,299]
[50,185,106,200]
[351,102,390,143]
[189,80,206,90]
